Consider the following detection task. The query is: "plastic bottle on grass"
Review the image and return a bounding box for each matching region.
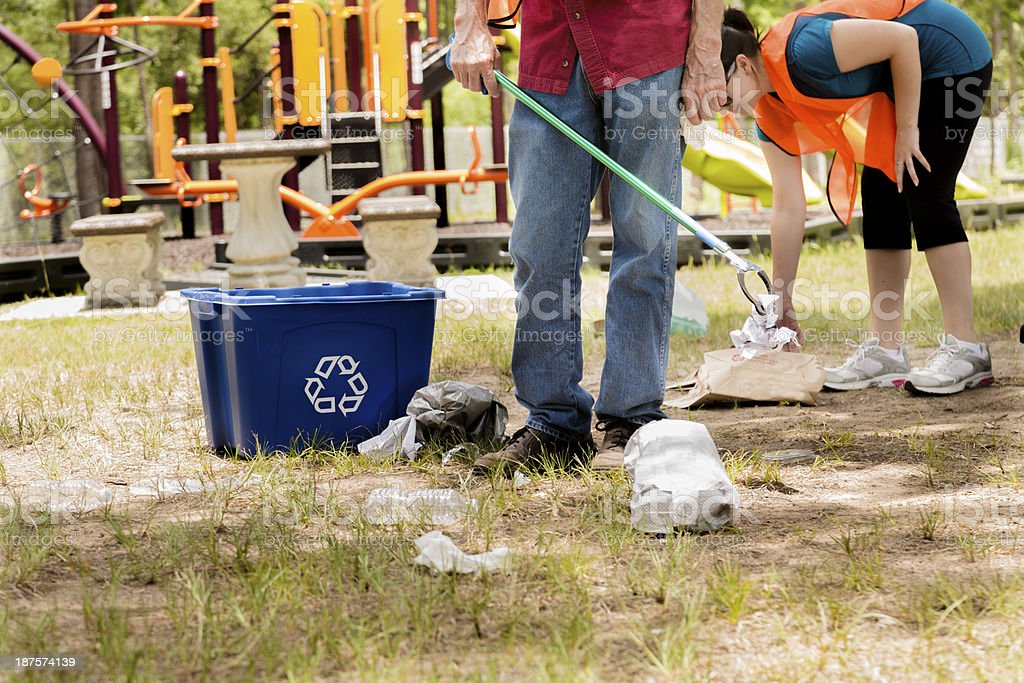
[670,279,709,337]
[364,488,476,526]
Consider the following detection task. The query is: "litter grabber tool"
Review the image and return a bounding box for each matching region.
[446,38,772,315]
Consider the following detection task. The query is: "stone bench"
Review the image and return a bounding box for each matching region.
[173,139,330,289]
[358,196,441,286]
[70,211,166,309]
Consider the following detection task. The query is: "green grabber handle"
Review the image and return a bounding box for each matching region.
[490,69,774,316]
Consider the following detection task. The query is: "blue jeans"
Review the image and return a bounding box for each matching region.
[508,58,684,441]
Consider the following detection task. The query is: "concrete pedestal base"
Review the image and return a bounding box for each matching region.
[359,196,441,286]
[220,156,306,289]
[172,139,331,290]
[70,211,166,309]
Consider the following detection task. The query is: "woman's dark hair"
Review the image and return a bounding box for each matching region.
[721,8,761,76]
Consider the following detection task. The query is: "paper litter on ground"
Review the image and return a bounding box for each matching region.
[413,530,512,574]
[730,293,799,358]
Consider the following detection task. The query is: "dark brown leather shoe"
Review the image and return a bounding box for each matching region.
[472,425,596,476]
[592,419,640,470]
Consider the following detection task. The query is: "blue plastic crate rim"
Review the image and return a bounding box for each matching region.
[181,281,446,306]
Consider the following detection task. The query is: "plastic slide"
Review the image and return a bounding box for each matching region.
[683,130,989,206]
[841,118,989,200]
[682,134,824,207]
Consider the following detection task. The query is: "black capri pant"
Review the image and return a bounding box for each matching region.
[860,61,992,251]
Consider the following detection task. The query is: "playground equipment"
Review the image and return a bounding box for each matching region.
[682,133,824,208]
[0,21,106,245]
[42,0,511,238]
[688,115,989,212]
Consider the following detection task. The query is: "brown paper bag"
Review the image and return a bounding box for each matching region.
[665,349,825,408]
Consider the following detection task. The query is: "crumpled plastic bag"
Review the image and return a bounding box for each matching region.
[357,415,421,462]
[406,381,508,446]
[413,530,511,574]
[730,294,799,359]
[624,420,739,534]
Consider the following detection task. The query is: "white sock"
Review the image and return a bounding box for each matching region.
[956,338,986,355]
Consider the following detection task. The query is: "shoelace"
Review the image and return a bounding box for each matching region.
[838,339,872,369]
[596,420,633,448]
[505,426,534,447]
[922,336,960,372]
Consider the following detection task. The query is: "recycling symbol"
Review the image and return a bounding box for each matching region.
[304,355,369,415]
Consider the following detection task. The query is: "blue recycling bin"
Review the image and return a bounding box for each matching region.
[181,281,445,454]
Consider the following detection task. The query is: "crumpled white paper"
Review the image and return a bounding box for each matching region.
[357,415,421,461]
[624,420,740,534]
[729,293,800,358]
[413,530,511,574]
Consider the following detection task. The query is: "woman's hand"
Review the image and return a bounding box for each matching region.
[777,301,804,352]
[894,125,931,192]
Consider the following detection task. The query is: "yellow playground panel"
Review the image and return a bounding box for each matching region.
[275,1,331,127]
[683,134,824,208]
[374,0,411,122]
[150,87,192,181]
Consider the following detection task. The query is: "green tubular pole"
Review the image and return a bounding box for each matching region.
[493,70,742,263]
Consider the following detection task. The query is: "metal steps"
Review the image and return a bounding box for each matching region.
[328,112,383,217]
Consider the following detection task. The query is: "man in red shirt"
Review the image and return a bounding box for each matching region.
[452,0,725,474]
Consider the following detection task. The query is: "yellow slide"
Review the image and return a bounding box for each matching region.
[841,119,989,200]
[682,134,824,207]
[684,122,988,207]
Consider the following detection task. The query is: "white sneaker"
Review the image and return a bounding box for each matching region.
[905,334,994,395]
[824,338,910,391]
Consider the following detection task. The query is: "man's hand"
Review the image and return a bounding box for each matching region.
[682,44,727,124]
[451,4,501,97]
[681,0,726,125]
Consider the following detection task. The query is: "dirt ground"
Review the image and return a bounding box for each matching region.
[1,230,1022,678]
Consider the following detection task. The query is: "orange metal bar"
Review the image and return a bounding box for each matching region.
[57,16,217,35]
[426,0,438,41]
[217,47,238,142]
[304,167,508,237]
[133,167,506,239]
[57,0,217,34]
[362,0,376,112]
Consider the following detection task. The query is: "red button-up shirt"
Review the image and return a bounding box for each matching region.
[517,0,693,96]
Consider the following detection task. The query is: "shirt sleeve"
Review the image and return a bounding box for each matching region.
[755,123,797,157]
[789,17,843,81]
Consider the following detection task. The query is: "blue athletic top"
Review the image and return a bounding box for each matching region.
[756,0,991,144]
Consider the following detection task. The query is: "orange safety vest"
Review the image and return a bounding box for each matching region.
[756,0,928,224]
[488,0,522,28]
